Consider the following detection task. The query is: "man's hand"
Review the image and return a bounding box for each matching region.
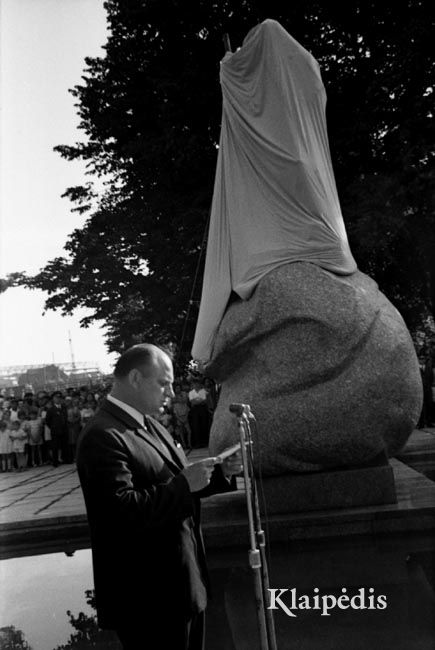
[221,451,243,478]
[182,458,218,492]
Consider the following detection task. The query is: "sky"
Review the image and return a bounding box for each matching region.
[0,0,116,373]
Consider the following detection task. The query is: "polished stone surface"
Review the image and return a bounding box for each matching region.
[2,534,434,650]
[207,263,423,474]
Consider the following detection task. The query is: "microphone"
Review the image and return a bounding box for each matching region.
[229,403,254,418]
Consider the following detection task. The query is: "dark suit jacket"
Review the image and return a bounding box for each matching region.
[45,404,68,437]
[76,398,235,629]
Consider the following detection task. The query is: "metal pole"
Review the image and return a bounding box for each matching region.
[243,416,278,650]
[237,416,270,650]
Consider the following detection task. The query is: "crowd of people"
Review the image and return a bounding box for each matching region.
[0,374,219,472]
[2,351,433,474]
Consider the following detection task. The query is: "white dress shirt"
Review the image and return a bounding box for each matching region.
[106,394,146,429]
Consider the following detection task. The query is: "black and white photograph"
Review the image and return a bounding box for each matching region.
[0,1,434,648]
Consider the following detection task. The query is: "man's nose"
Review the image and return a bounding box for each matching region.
[166,385,175,398]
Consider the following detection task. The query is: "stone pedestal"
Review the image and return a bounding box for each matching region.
[259,463,397,515]
[207,263,423,475]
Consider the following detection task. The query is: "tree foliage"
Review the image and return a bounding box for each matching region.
[0,273,26,295]
[25,0,435,356]
[52,590,120,650]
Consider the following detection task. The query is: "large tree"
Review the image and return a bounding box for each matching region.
[25,0,435,357]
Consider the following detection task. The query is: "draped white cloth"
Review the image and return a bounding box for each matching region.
[192,19,357,363]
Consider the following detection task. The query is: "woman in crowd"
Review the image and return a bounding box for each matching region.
[80,394,96,426]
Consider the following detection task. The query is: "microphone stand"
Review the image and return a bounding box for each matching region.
[232,405,278,650]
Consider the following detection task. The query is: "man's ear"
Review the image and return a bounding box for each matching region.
[128,368,141,390]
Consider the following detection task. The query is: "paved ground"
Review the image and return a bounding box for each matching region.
[0,446,209,525]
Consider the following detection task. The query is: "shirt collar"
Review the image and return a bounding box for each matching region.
[106,394,145,429]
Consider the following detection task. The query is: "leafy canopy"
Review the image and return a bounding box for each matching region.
[25,0,435,357]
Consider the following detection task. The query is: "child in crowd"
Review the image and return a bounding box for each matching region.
[0,420,13,471]
[9,401,19,423]
[9,420,28,471]
[24,410,43,467]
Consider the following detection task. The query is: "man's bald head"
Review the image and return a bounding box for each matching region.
[111,344,175,416]
[113,344,171,379]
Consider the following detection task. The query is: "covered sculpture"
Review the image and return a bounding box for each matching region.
[192,20,422,474]
[192,19,357,363]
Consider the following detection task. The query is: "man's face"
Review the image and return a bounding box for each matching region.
[133,353,175,416]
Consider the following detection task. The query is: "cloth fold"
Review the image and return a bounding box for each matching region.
[192,19,356,364]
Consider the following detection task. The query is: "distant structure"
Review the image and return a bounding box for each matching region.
[18,364,69,388]
[68,330,77,371]
[0,361,105,395]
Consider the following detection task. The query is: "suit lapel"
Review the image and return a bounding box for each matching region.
[99,399,182,471]
[145,416,188,469]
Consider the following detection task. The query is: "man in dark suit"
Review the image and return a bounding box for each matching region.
[76,344,241,650]
[45,391,70,466]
